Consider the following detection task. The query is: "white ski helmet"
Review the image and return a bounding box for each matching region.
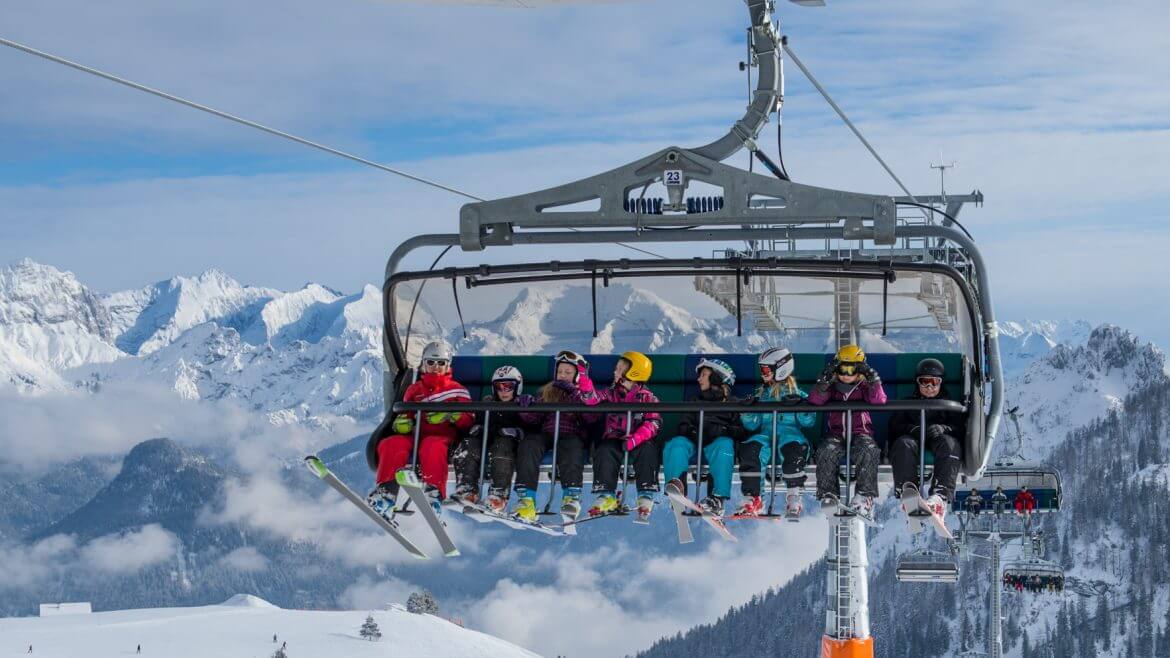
[759,347,795,380]
[420,340,452,366]
[491,365,524,395]
[696,357,736,386]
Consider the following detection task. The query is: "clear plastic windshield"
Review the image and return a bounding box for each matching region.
[392,268,976,364]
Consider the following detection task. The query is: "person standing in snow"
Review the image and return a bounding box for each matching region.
[513,350,599,522]
[366,341,473,519]
[450,365,539,512]
[739,348,817,518]
[887,357,966,521]
[588,351,662,519]
[808,344,886,517]
[662,358,744,516]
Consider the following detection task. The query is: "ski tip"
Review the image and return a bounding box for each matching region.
[444,549,461,558]
[303,455,328,478]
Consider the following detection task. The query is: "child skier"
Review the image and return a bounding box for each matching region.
[662,358,744,516]
[887,357,966,522]
[367,341,472,519]
[739,347,816,518]
[513,350,598,522]
[808,344,886,517]
[588,351,662,520]
[451,365,538,513]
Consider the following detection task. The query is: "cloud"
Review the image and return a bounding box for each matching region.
[0,535,77,592]
[464,518,829,657]
[338,575,418,611]
[78,524,179,574]
[218,546,269,573]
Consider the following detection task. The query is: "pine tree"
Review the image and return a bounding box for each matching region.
[360,614,382,641]
[272,648,288,658]
[407,590,440,615]
[1096,594,1111,651]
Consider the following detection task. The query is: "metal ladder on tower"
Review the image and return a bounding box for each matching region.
[834,277,857,349]
[834,522,854,639]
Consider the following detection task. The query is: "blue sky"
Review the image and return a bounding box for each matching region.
[3,0,1169,347]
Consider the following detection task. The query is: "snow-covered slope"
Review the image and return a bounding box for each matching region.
[0,595,537,658]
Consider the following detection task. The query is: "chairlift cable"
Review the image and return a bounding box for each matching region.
[0,36,484,202]
[0,35,668,262]
[782,42,929,220]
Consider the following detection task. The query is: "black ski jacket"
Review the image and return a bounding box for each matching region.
[676,387,748,442]
[472,393,543,441]
[888,386,967,442]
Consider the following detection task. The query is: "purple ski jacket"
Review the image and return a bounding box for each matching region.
[518,380,600,438]
[807,380,887,438]
[589,383,662,449]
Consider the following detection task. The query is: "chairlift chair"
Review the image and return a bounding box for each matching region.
[896,547,960,583]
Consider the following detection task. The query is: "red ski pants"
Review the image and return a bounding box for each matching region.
[375,433,453,498]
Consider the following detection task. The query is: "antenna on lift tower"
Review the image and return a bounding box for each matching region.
[931,157,958,203]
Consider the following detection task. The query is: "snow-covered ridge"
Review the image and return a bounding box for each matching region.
[0,595,537,658]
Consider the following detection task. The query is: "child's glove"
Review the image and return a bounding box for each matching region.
[577,367,595,393]
[623,424,655,451]
[857,364,880,384]
[392,415,414,434]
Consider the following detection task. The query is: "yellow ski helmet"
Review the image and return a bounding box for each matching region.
[836,344,866,364]
[618,351,653,382]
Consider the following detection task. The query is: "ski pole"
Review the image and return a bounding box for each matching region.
[619,411,633,505]
[918,409,927,493]
[477,410,492,501]
[766,410,779,515]
[844,410,852,507]
[543,411,561,514]
[693,410,705,504]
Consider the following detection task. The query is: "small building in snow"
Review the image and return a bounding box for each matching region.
[39,602,92,617]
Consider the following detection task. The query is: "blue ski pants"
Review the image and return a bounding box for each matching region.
[662,435,746,498]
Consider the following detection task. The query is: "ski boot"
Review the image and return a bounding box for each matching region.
[424,485,443,518]
[633,494,654,525]
[367,482,397,522]
[784,489,803,521]
[561,488,583,520]
[698,495,724,517]
[514,495,538,523]
[733,495,764,518]
[818,493,839,518]
[589,492,620,517]
[486,489,508,514]
[451,483,479,507]
[851,495,875,521]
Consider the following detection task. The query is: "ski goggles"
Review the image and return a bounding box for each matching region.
[836,363,863,375]
[493,381,517,393]
[423,358,450,367]
[916,376,942,388]
[758,365,773,377]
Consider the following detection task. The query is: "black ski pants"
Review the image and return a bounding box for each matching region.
[592,438,660,495]
[815,435,880,499]
[453,432,517,494]
[740,441,809,495]
[889,431,961,501]
[516,432,585,493]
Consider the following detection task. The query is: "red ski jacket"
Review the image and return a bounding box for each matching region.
[400,372,474,438]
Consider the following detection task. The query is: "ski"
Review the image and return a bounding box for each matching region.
[442,497,564,536]
[838,500,883,528]
[395,469,460,557]
[900,483,928,533]
[664,482,695,544]
[303,456,428,560]
[562,506,629,528]
[664,483,737,542]
[916,494,954,540]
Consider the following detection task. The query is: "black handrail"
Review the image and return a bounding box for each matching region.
[391,399,963,414]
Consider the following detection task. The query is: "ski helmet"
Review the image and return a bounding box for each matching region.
[835,344,866,364]
[491,365,523,395]
[619,351,653,383]
[916,358,945,378]
[758,347,795,380]
[421,340,452,366]
[696,357,736,387]
[554,350,589,383]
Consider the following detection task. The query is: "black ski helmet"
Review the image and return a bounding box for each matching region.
[916,358,945,378]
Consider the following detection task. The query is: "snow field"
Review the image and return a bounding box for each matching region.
[0,596,537,658]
